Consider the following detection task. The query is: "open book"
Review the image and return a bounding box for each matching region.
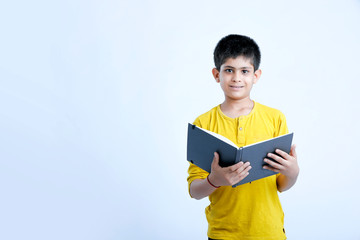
[187,123,293,187]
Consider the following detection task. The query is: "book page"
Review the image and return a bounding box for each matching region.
[243,132,294,148]
[195,125,239,149]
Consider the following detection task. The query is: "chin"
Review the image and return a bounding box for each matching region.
[227,96,248,101]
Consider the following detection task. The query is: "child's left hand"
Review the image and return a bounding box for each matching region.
[263,145,299,179]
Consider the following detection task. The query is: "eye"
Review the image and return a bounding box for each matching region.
[242,70,249,74]
[225,69,233,73]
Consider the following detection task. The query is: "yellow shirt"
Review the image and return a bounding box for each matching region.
[187,102,288,240]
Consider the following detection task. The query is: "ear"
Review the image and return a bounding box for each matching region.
[212,68,220,83]
[253,69,262,84]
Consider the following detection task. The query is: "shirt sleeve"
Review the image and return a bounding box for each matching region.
[186,118,209,197]
[276,111,289,136]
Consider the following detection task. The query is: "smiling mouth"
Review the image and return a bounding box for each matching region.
[230,86,244,89]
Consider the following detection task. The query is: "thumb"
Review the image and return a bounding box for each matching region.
[290,144,297,158]
[212,152,220,169]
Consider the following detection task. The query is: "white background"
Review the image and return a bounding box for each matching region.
[1,0,360,239]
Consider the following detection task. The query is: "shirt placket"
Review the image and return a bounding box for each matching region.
[237,116,246,147]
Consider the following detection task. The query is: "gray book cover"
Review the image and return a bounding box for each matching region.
[187,123,293,187]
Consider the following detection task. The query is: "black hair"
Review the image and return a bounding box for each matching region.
[213,34,261,71]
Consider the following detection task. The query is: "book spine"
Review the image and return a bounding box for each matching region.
[235,148,243,163]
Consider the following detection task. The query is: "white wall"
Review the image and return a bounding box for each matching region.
[0,0,359,239]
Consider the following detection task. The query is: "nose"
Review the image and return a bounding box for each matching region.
[232,70,242,82]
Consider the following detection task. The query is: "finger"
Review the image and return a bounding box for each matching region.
[235,163,251,175]
[264,158,284,170]
[267,152,286,165]
[227,161,245,172]
[263,165,281,173]
[234,167,251,183]
[273,149,290,160]
[231,165,251,183]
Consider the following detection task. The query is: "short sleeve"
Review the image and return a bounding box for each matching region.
[276,111,289,136]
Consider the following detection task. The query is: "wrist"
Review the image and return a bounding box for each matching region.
[207,174,220,188]
[287,168,300,180]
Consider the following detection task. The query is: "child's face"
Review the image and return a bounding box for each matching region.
[212,56,261,102]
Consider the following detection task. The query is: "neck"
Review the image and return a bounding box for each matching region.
[220,97,254,118]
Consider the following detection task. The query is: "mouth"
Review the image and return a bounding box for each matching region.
[230,86,244,89]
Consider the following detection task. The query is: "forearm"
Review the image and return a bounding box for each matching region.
[189,177,217,200]
[277,173,298,192]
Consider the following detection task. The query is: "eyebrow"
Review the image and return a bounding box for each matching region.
[223,65,252,69]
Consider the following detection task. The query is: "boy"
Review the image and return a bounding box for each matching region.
[187,34,299,240]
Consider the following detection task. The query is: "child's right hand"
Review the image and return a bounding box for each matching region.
[208,152,252,187]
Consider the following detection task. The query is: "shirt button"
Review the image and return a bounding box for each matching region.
[239,127,243,131]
